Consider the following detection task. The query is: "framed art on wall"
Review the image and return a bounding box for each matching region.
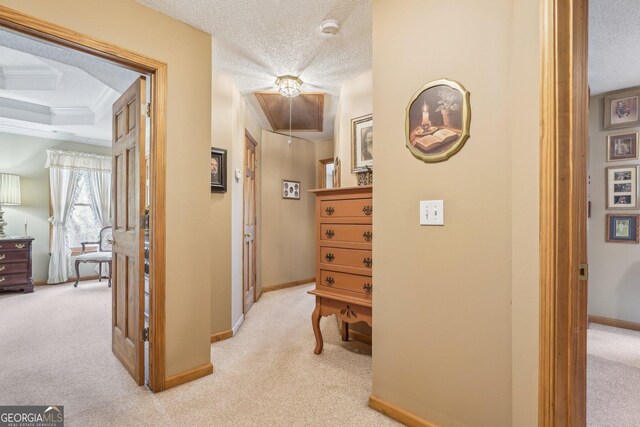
[351,114,373,172]
[604,88,640,130]
[405,78,471,163]
[211,147,227,193]
[606,214,640,243]
[282,180,300,200]
[606,165,638,209]
[607,132,638,162]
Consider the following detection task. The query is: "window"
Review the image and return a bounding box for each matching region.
[66,173,101,251]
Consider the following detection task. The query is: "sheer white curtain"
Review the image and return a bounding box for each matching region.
[88,170,112,227]
[46,150,111,284]
[87,169,111,278]
[47,166,80,284]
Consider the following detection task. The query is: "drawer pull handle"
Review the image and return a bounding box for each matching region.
[0,277,4,283]
[325,206,335,215]
[363,231,373,241]
[363,257,372,268]
[363,205,373,215]
[15,243,26,249]
[0,266,4,272]
[363,283,372,294]
[325,229,335,239]
[325,276,335,286]
[0,255,5,260]
[325,253,335,262]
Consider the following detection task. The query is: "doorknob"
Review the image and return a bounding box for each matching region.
[245,232,252,237]
[107,238,115,245]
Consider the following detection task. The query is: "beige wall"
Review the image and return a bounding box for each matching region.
[0,0,213,377]
[259,131,317,287]
[509,0,540,424]
[334,71,372,187]
[0,133,111,283]
[210,73,262,335]
[210,74,234,335]
[588,93,640,323]
[372,0,539,425]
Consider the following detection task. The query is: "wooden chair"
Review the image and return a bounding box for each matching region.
[74,226,113,287]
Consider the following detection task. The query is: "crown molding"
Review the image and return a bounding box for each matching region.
[0,65,60,90]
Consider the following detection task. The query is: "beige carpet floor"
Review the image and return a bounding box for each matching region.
[0,282,398,426]
[588,323,640,427]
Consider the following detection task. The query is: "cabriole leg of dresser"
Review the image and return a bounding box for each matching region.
[341,322,349,341]
[312,298,323,354]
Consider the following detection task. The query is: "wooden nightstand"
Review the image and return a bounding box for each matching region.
[0,237,35,293]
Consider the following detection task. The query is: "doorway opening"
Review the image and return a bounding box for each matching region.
[0,5,167,393]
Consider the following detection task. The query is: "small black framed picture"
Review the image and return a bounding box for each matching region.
[211,147,227,193]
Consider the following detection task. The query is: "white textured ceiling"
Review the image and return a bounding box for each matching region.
[136,0,372,141]
[0,28,140,146]
[589,0,640,95]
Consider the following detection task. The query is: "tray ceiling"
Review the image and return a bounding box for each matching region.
[0,28,140,146]
[255,93,324,133]
[136,0,371,141]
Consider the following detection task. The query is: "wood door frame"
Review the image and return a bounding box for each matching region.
[539,0,589,424]
[0,5,168,392]
[243,130,258,313]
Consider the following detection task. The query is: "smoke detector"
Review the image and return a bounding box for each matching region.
[319,19,340,37]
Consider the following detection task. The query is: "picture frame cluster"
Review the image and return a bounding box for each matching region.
[603,88,640,243]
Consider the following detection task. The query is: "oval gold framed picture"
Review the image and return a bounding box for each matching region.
[405,79,471,163]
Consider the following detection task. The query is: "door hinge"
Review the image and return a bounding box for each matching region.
[143,102,151,118]
[578,263,589,281]
[141,327,150,342]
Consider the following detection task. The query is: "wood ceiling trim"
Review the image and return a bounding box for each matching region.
[255,92,324,132]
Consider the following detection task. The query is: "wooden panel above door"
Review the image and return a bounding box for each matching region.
[255,92,324,132]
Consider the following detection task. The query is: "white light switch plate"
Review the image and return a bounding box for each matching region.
[420,200,444,226]
[235,168,242,182]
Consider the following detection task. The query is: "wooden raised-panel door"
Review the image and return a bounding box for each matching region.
[243,134,257,314]
[112,76,146,385]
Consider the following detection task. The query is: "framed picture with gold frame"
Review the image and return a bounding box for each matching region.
[604,88,640,130]
[351,115,373,172]
[405,79,471,163]
[607,131,639,162]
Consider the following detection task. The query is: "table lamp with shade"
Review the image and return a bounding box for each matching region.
[0,173,21,238]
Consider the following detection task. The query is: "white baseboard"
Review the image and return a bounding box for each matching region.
[232,314,245,336]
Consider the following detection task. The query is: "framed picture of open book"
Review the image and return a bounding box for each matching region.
[405,79,471,163]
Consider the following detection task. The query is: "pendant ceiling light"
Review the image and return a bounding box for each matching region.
[276,75,303,98]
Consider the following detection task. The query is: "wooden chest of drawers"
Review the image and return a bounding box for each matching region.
[309,186,372,354]
[0,237,35,293]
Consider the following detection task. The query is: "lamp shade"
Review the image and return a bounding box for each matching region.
[0,173,21,205]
